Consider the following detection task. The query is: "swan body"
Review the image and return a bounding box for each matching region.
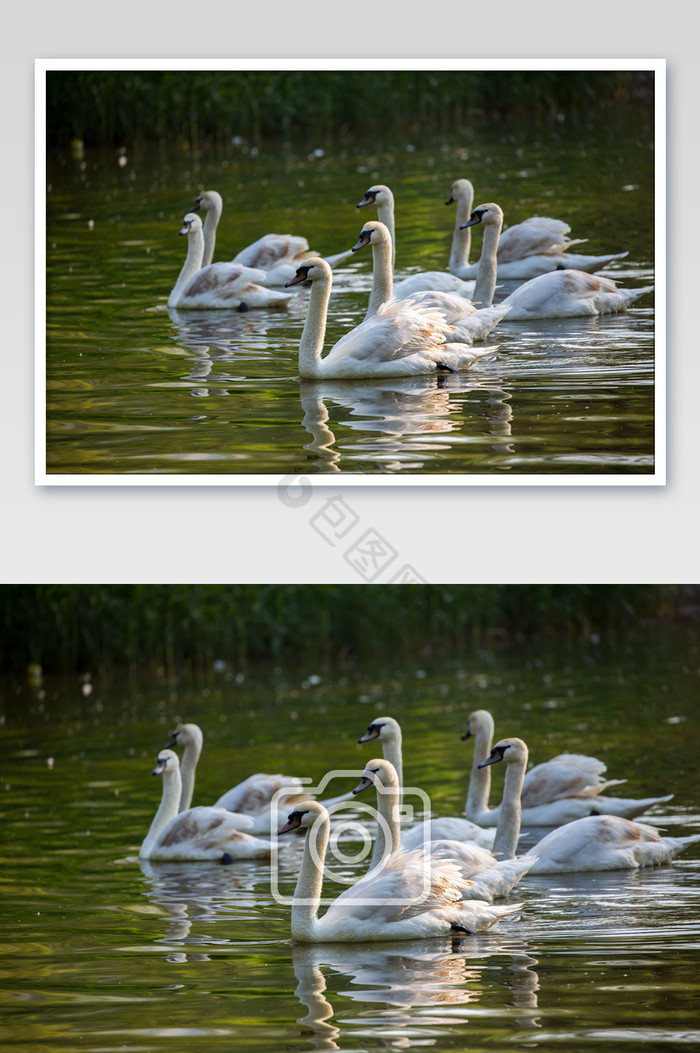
[446,178,627,278]
[193,189,352,282]
[460,203,653,318]
[285,258,495,379]
[357,183,475,297]
[352,220,508,344]
[358,716,496,850]
[479,738,700,873]
[139,749,274,861]
[277,799,521,941]
[165,722,308,835]
[462,709,672,827]
[168,213,292,309]
[355,758,533,902]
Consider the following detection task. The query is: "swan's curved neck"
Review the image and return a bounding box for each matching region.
[140,768,181,857]
[472,218,502,309]
[375,198,396,270]
[178,735,202,812]
[201,199,222,267]
[493,753,525,859]
[292,815,330,940]
[380,735,403,799]
[298,275,332,379]
[365,234,394,318]
[168,228,205,307]
[465,717,494,820]
[448,184,474,272]
[369,773,402,868]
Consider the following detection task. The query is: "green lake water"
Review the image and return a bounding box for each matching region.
[2,627,698,1051]
[44,107,656,477]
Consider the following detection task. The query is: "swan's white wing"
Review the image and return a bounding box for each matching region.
[394,272,475,299]
[405,289,478,321]
[402,818,496,851]
[497,216,579,263]
[503,269,653,319]
[214,774,306,815]
[233,233,312,270]
[327,300,452,366]
[449,305,510,345]
[520,753,610,808]
[528,815,700,873]
[151,806,273,860]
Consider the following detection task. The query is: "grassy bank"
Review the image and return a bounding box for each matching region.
[0,585,692,676]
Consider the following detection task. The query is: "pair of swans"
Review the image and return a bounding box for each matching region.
[357,184,476,298]
[355,757,533,902]
[168,213,293,310]
[446,178,629,279]
[358,716,498,849]
[139,749,274,861]
[352,220,509,344]
[277,797,520,942]
[460,203,654,319]
[284,255,496,380]
[478,737,700,873]
[192,189,352,284]
[462,709,672,826]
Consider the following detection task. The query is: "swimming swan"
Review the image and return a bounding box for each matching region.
[284,258,495,379]
[459,203,654,319]
[357,183,476,298]
[193,190,352,283]
[139,749,274,861]
[277,799,521,941]
[462,709,672,827]
[354,758,533,901]
[168,213,292,310]
[479,737,700,873]
[351,220,509,343]
[358,716,496,849]
[164,722,308,835]
[445,178,628,279]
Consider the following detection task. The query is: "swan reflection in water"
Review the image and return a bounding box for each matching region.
[139,857,269,960]
[298,374,514,472]
[292,939,539,1050]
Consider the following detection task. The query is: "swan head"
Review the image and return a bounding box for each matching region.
[478,737,528,769]
[461,709,495,741]
[352,758,399,796]
[164,722,203,751]
[445,178,475,206]
[460,203,503,231]
[179,212,203,238]
[357,184,394,210]
[277,799,328,836]
[152,748,181,777]
[351,220,392,254]
[192,190,222,213]
[358,716,401,746]
[284,257,332,288]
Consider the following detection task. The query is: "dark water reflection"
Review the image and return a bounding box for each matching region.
[45,111,656,477]
[1,632,699,1051]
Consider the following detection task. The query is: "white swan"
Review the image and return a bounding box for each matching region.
[284,258,495,379]
[164,722,308,835]
[459,203,654,319]
[479,737,700,873]
[445,178,628,279]
[358,716,496,849]
[462,709,673,827]
[193,189,353,283]
[351,220,509,343]
[354,758,533,901]
[168,213,293,310]
[357,183,476,298]
[276,799,521,941]
[139,749,274,861]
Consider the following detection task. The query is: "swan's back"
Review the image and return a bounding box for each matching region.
[179,262,290,309]
[150,805,273,861]
[401,816,496,851]
[502,269,654,319]
[233,233,312,270]
[214,773,306,814]
[497,216,575,263]
[394,272,475,299]
[324,298,452,376]
[520,753,614,808]
[528,815,700,873]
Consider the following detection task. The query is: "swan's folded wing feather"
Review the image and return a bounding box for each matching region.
[183,262,269,299]
[233,234,312,270]
[497,217,575,263]
[158,806,254,847]
[328,300,453,365]
[520,753,609,808]
[214,774,305,814]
